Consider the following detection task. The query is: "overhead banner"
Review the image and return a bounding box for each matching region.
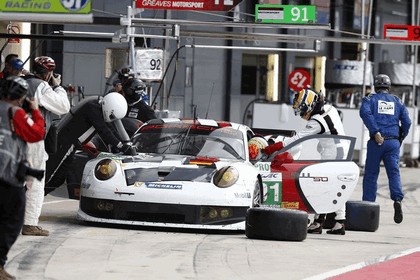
[0,0,91,14]
[136,0,243,11]
[325,59,373,86]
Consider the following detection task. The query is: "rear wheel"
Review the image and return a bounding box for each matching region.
[245,207,308,241]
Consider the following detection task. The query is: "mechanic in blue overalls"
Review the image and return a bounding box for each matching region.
[359,74,411,224]
[263,88,347,235]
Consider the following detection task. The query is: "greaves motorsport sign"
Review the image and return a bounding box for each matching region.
[0,0,91,13]
[136,0,243,11]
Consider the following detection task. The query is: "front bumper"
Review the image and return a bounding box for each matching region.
[78,196,248,230]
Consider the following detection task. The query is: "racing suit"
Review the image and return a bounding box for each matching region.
[359,90,411,202]
[45,97,124,197]
[282,104,347,222]
[24,76,70,227]
[0,101,45,269]
[126,97,157,123]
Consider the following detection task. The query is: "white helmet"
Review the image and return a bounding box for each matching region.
[101,92,128,122]
[248,136,269,161]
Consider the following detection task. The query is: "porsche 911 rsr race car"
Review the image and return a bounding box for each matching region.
[77,118,360,231]
[78,119,261,230]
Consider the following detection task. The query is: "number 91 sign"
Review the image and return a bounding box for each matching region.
[134,48,165,82]
[288,69,311,92]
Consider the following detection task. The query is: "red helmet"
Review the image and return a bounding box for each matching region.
[33,56,56,74]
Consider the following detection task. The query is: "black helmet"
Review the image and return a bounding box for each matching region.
[122,78,147,104]
[2,76,28,100]
[374,74,391,89]
[117,67,135,85]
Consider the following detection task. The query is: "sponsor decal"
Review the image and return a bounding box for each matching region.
[300,173,328,182]
[254,162,271,172]
[378,101,395,115]
[281,202,299,209]
[145,182,182,189]
[261,173,281,180]
[1,0,91,13]
[234,192,251,198]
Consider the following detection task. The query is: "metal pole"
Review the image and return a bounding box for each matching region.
[412,0,419,107]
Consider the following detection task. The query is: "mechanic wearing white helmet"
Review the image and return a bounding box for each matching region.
[22,56,71,236]
[44,92,135,198]
[360,74,411,224]
[262,88,347,235]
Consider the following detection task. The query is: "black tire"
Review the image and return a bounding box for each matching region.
[346,200,380,232]
[323,200,380,232]
[246,207,308,241]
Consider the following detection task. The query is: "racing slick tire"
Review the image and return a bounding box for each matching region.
[245,207,308,241]
[324,200,380,232]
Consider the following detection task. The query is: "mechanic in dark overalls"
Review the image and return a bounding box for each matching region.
[359,74,411,224]
[44,92,136,197]
[122,78,157,123]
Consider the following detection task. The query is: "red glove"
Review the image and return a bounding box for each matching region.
[262,141,284,156]
[271,152,293,169]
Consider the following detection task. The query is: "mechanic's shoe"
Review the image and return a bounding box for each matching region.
[307,222,323,234]
[22,225,49,236]
[326,222,345,235]
[393,201,403,224]
[0,266,16,280]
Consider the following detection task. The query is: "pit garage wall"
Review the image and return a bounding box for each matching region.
[252,103,419,165]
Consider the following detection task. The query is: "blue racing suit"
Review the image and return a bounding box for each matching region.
[359,90,411,202]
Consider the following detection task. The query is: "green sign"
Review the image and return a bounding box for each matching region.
[0,0,91,14]
[255,4,316,24]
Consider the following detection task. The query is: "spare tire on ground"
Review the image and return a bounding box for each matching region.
[324,200,380,232]
[246,207,308,241]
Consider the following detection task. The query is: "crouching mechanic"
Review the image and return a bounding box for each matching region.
[262,88,347,235]
[0,76,45,280]
[44,92,136,197]
[359,74,411,224]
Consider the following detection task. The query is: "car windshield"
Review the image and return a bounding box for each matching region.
[132,122,246,160]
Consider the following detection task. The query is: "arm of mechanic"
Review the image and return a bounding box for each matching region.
[35,81,70,116]
[12,106,45,143]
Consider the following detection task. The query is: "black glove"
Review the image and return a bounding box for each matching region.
[121,142,136,155]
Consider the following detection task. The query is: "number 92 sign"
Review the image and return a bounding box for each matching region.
[134,49,165,82]
[288,69,311,92]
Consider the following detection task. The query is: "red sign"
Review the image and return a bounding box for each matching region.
[384,24,420,41]
[288,69,311,92]
[136,0,243,11]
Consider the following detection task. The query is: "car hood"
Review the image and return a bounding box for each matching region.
[97,153,242,185]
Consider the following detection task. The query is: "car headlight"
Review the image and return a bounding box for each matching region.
[94,159,117,180]
[213,166,239,188]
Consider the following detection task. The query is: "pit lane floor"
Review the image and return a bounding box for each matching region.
[5,166,420,280]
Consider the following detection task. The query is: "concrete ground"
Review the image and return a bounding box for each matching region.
[4,165,420,280]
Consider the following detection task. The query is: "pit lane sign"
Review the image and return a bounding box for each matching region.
[135,48,165,81]
[288,69,311,92]
[136,0,243,11]
[384,24,420,41]
[255,5,316,24]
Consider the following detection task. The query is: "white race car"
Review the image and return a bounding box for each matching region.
[78,118,261,230]
[77,118,360,232]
